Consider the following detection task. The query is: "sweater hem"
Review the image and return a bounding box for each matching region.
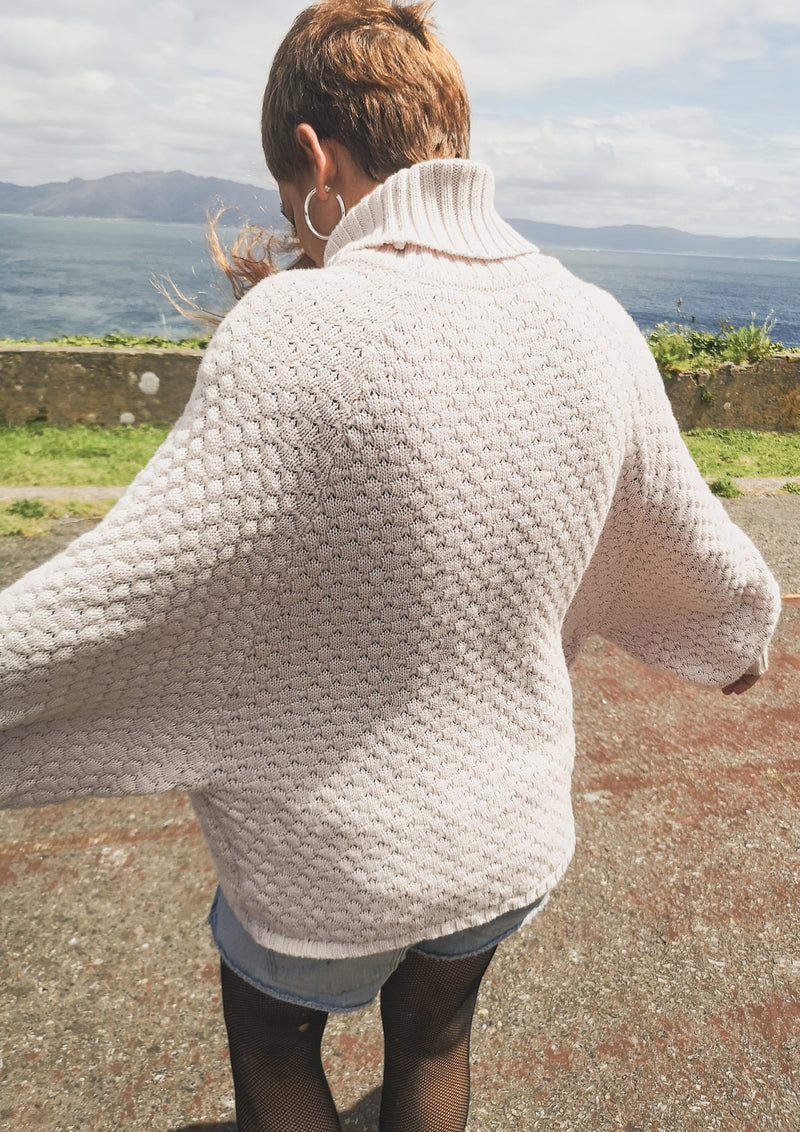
[225,838,576,961]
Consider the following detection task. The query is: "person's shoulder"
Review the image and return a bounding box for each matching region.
[533,252,625,319]
[234,266,322,323]
[534,253,652,359]
[197,266,371,416]
[201,268,334,360]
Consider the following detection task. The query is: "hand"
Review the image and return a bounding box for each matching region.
[721,673,762,696]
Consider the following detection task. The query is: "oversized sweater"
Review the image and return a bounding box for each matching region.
[0,160,781,958]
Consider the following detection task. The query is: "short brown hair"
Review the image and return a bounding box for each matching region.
[262,0,470,183]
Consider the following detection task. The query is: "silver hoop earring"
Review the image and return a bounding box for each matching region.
[303,186,346,242]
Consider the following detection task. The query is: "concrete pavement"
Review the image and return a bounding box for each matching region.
[0,499,798,1131]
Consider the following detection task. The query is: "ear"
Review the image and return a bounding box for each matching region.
[295,123,338,199]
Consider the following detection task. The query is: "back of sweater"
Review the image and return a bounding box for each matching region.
[0,162,780,957]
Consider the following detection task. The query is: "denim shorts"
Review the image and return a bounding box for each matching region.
[209,886,547,1013]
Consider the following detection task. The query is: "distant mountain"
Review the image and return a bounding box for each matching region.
[508,218,800,261]
[1,172,799,258]
[0,171,282,225]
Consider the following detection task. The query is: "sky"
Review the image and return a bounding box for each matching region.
[2,0,799,237]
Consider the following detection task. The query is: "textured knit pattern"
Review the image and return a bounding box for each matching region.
[0,161,781,957]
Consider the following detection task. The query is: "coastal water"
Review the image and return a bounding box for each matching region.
[1,214,799,346]
[0,215,240,341]
[550,246,800,348]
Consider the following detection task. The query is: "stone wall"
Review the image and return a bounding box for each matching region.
[0,346,202,427]
[664,354,800,431]
[1,345,798,431]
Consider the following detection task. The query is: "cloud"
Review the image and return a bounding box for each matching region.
[0,1,798,235]
[473,107,800,236]
[435,0,800,91]
[0,0,302,181]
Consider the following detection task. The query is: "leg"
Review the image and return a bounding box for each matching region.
[378,945,497,1132]
[219,960,342,1132]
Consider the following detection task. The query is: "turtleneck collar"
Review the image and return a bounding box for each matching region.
[324,159,535,267]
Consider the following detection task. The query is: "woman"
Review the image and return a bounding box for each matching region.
[0,3,780,1130]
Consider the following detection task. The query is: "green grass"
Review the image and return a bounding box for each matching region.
[0,424,798,537]
[0,497,118,537]
[0,423,169,487]
[707,475,742,498]
[2,425,799,488]
[0,332,209,349]
[682,428,800,478]
[647,313,794,374]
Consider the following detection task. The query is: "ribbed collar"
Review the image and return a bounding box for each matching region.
[324,159,535,267]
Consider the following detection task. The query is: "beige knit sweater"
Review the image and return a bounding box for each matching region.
[0,161,781,957]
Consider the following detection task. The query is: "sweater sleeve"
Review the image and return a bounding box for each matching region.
[0,281,344,808]
[562,322,781,685]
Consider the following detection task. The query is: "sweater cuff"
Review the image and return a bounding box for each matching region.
[742,648,769,677]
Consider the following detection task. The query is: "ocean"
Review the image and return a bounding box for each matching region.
[1,213,799,346]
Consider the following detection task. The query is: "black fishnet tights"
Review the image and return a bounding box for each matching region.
[220,960,342,1132]
[220,944,495,1132]
[379,946,497,1132]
